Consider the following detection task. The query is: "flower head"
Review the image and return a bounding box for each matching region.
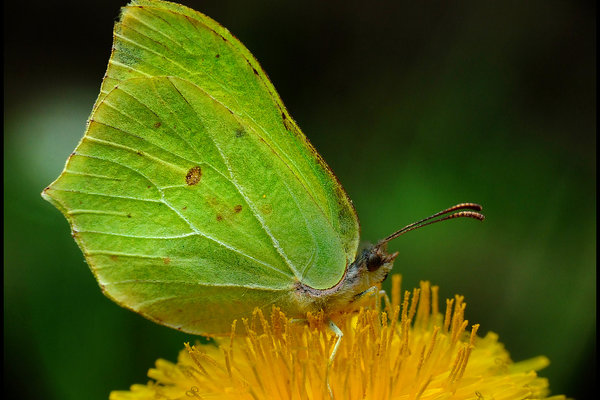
[110,276,565,400]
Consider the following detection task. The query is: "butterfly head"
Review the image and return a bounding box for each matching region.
[356,243,399,285]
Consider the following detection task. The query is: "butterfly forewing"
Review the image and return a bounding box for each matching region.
[102,0,360,263]
[44,0,360,334]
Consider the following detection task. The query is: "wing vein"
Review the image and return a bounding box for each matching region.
[89,119,224,178]
[84,135,187,174]
[108,60,152,77]
[114,32,193,76]
[64,169,123,181]
[105,279,283,290]
[47,187,161,203]
[124,13,190,55]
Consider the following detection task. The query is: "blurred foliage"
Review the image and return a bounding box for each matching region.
[4,1,595,399]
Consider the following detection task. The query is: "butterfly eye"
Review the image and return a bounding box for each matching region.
[366,253,383,272]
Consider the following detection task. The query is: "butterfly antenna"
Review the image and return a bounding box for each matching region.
[377,203,484,246]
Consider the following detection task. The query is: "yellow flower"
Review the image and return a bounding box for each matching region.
[110,276,565,400]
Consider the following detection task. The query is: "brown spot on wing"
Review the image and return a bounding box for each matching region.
[216,214,223,221]
[233,204,242,213]
[163,257,171,265]
[154,121,161,128]
[185,166,202,185]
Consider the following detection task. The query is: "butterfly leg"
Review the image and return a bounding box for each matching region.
[327,319,343,399]
[355,285,392,312]
[290,318,345,398]
[378,289,392,313]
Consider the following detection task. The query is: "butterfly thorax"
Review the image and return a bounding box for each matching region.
[292,245,398,316]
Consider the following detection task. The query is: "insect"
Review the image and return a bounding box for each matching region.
[42,0,483,337]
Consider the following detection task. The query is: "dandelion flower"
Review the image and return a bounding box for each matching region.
[110,276,565,400]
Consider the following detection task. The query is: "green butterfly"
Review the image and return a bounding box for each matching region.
[42,0,483,336]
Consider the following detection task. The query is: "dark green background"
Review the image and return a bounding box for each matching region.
[4,1,595,398]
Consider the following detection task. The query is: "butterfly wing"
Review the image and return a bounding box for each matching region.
[42,0,359,335]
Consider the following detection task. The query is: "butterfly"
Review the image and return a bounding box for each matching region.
[42,0,483,336]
